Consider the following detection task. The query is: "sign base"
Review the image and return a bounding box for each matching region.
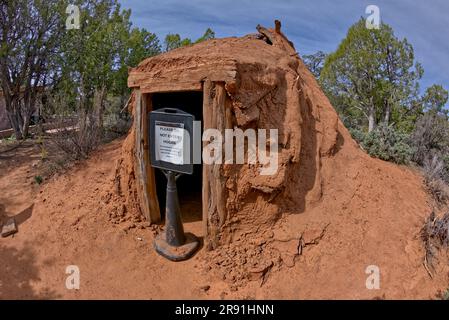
[154,232,200,262]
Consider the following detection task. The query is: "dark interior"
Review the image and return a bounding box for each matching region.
[151,91,203,223]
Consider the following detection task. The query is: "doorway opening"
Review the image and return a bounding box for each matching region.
[151,91,203,224]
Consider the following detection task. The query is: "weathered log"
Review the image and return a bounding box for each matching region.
[214,83,227,228]
[141,81,202,93]
[142,94,161,223]
[135,90,161,223]
[203,82,229,249]
[128,62,237,88]
[256,23,296,54]
[202,79,212,249]
[225,96,233,130]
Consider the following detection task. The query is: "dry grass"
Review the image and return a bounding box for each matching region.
[423,155,449,205]
[421,210,449,276]
[51,119,101,161]
[426,179,449,204]
[37,111,130,180]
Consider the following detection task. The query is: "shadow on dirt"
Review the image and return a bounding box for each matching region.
[1,204,59,299]
[14,204,34,226]
[0,242,60,299]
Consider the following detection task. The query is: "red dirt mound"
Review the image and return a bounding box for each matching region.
[1,138,448,299]
[98,23,449,298]
[120,23,350,249]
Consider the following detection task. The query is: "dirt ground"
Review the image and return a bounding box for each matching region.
[1,138,448,300]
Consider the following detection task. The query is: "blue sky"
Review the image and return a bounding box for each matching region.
[119,0,449,104]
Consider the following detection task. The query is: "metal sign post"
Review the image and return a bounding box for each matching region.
[149,108,200,261]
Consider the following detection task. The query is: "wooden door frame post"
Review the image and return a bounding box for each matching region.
[135,90,161,223]
[202,80,212,249]
[202,80,228,250]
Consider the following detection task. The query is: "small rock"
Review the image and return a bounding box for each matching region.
[247,261,273,281]
[199,285,210,292]
[302,228,325,245]
[1,218,17,237]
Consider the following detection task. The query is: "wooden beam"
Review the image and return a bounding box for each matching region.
[128,62,237,88]
[135,90,161,223]
[225,93,233,130]
[202,79,212,249]
[141,81,202,93]
[214,83,227,229]
[134,90,147,220]
[142,93,161,223]
[203,82,228,250]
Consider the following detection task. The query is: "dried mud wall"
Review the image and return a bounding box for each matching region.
[114,26,359,249]
[211,53,344,247]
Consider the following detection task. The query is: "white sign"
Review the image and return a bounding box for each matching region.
[155,121,185,165]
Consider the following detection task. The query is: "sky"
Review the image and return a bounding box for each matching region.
[119,0,449,105]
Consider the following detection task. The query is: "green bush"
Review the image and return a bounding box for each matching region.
[348,128,365,144]
[352,124,414,164]
[411,111,449,185]
[5,134,16,142]
[34,175,43,185]
[412,112,449,167]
